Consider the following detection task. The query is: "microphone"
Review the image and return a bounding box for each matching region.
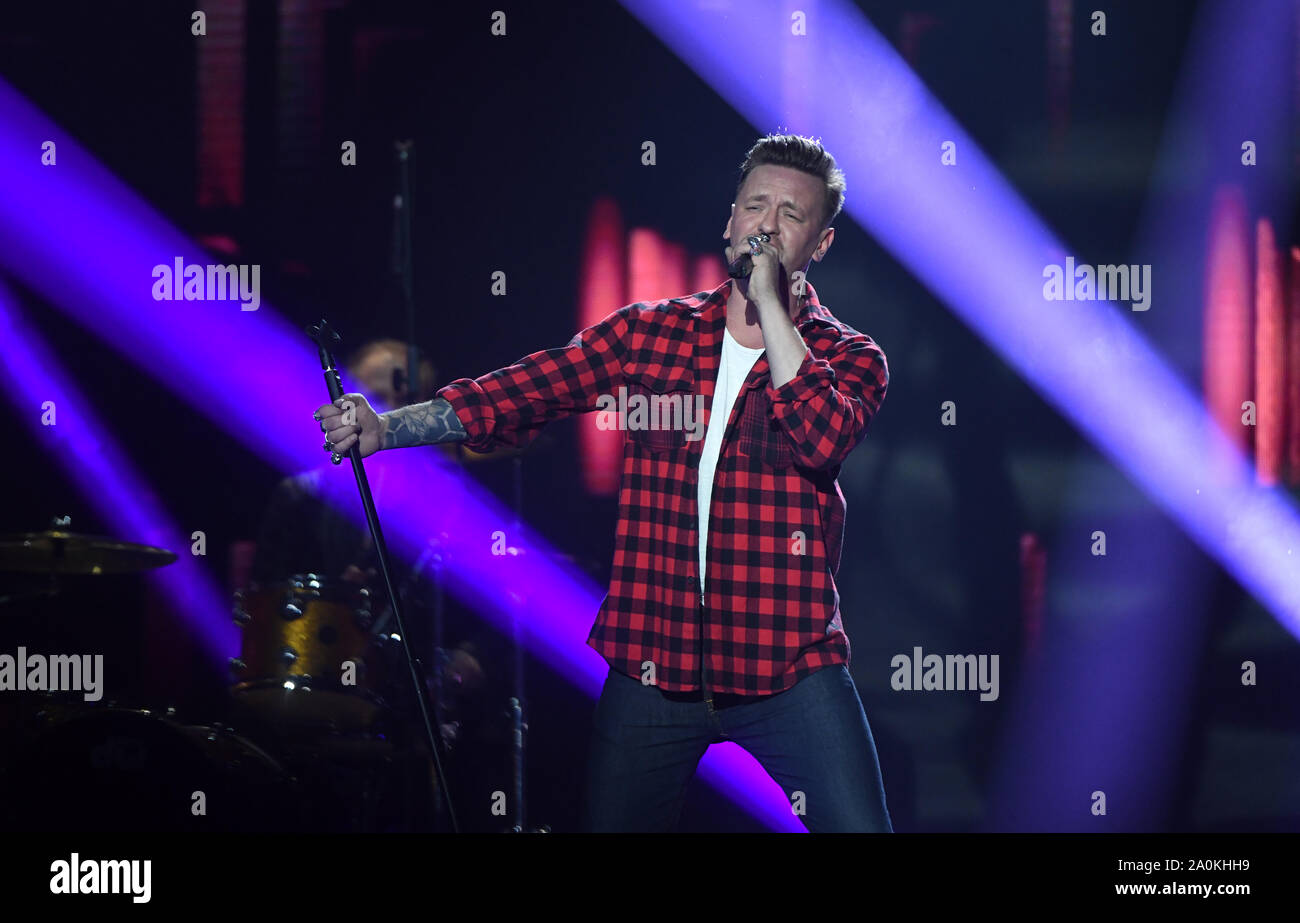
[726,233,770,279]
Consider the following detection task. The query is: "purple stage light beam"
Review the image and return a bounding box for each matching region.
[0,277,236,667]
[0,80,802,830]
[994,0,1300,830]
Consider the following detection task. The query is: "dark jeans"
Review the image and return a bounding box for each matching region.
[583,664,893,832]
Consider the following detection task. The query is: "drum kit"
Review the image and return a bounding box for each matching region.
[0,524,461,832]
[3,280,559,832]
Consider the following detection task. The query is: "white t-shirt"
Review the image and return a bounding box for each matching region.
[698,326,765,598]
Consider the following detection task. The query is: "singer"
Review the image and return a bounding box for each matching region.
[316,134,892,832]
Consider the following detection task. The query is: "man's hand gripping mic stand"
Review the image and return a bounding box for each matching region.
[308,318,458,833]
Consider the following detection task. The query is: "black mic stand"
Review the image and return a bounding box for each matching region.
[393,139,420,406]
[389,140,457,828]
[308,319,458,833]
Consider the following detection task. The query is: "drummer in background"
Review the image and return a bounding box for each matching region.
[252,339,438,585]
[250,339,488,743]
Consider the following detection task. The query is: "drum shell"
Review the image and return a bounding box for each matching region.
[230,577,390,731]
[0,707,296,832]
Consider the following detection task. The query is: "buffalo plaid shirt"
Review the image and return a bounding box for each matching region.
[436,278,888,694]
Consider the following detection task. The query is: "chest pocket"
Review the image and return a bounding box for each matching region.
[736,386,795,468]
[623,369,697,452]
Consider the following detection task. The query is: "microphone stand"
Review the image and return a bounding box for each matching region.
[393,140,419,408]
[308,319,458,833]
[391,141,452,825]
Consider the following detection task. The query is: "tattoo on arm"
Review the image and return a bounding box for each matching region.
[381,398,467,449]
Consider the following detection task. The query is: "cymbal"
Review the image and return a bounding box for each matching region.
[0,531,178,575]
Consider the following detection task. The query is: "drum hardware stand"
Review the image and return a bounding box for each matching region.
[505,456,548,833]
[427,547,447,748]
[400,543,454,754]
[508,456,525,831]
[308,319,458,833]
[0,515,70,607]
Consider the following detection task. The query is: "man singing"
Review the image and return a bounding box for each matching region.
[316,134,892,832]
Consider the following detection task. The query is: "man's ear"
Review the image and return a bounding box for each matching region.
[812,227,835,262]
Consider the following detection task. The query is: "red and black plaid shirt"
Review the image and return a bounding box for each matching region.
[436,279,888,694]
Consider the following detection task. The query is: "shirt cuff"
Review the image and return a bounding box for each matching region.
[766,348,832,405]
[434,381,491,450]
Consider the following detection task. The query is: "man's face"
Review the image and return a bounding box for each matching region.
[723,164,835,290]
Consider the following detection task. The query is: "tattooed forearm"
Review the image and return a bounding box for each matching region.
[380,398,467,449]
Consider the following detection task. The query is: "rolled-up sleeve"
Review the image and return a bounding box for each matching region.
[436,306,630,453]
[766,326,888,470]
